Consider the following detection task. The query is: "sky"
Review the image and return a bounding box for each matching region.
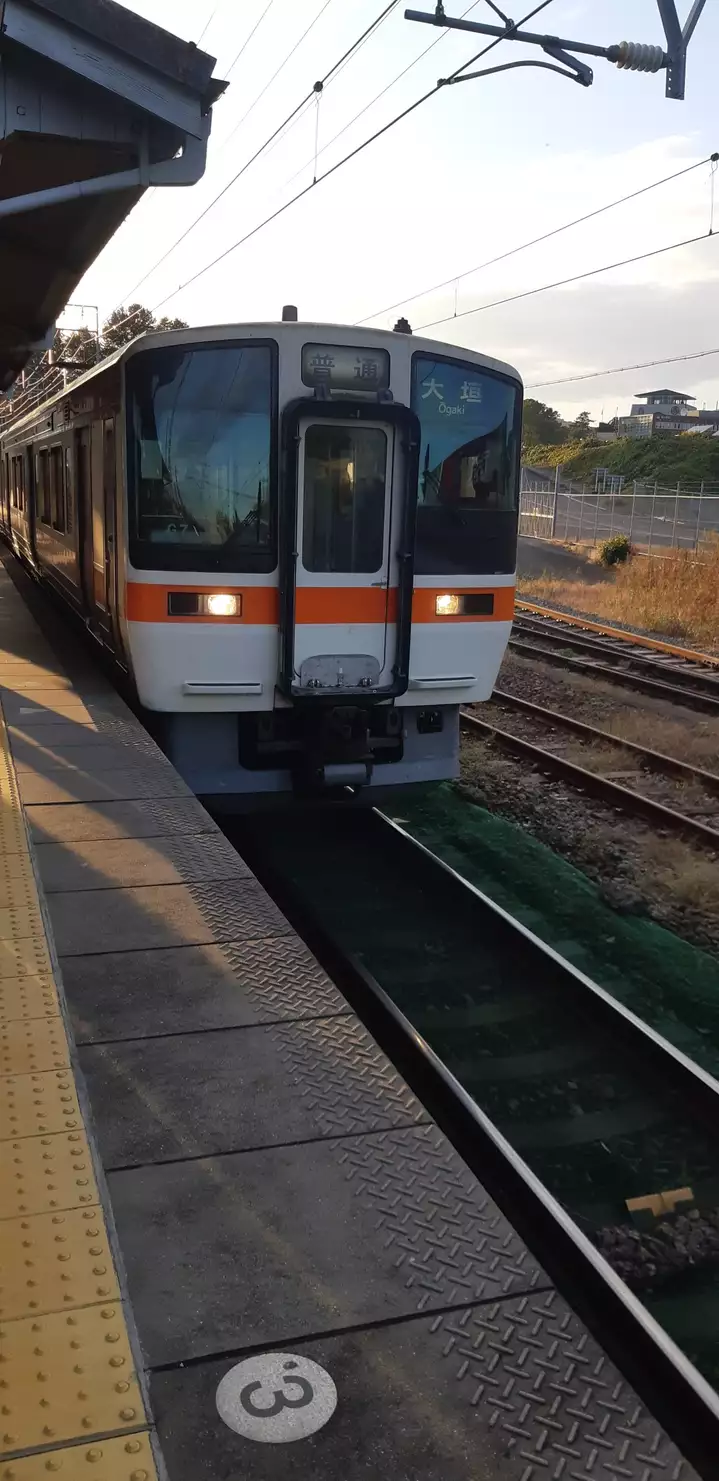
[67,0,719,423]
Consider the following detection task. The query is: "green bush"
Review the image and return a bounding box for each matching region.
[599,534,631,567]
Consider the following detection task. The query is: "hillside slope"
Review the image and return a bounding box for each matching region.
[523,436,719,485]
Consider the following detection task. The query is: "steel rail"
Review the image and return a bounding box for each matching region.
[491,688,719,792]
[514,616,719,696]
[516,599,719,669]
[238,806,719,1477]
[461,709,719,848]
[509,634,719,713]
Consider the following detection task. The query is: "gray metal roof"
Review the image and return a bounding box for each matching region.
[0,0,226,391]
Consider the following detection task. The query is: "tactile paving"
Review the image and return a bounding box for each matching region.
[0,1072,82,1140]
[0,1304,146,1455]
[0,807,26,856]
[0,851,37,895]
[0,1207,118,1319]
[0,1018,69,1075]
[0,975,57,1022]
[0,1433,159,1479]
[0,905,45,943]
[0,1131,98,1218]
[0,936,52,981]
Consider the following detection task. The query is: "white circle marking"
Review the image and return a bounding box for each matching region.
[216,1352,337,1444]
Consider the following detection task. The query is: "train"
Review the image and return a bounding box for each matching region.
[0,316,522,799]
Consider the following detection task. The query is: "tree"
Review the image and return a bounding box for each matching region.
[522,398,565,446]
[101,304,188,353]
[566,410,593,440]
[155,315,190,333]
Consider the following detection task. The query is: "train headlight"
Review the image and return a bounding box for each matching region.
[435,594,460,616]
[206,593,238,617]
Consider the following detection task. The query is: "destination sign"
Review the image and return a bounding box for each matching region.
[301,342,390,393]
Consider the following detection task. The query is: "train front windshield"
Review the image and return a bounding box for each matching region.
[411,354,521,575]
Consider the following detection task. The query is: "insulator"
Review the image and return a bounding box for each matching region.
[615,41,664,74]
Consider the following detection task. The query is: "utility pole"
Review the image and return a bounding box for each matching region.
[405,2,707,100]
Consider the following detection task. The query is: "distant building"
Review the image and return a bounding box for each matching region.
[630,389,696,418]
[617,387,719,439]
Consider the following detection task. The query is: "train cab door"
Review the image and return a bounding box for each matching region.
[84,419,119,647]
[76,426,94,612]
[280,403,420,706]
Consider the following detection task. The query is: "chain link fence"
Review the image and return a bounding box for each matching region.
[519,467,719,553]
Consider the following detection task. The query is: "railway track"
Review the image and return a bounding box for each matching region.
[511,609,719,715]
[462,693,719,849]
[233,803,719,1450]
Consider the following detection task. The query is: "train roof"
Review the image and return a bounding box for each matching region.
[2,321,522,439]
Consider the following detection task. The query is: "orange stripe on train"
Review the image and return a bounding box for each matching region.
[125,582,514,624]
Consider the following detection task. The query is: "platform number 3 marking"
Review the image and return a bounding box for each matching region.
[216,1352,338,1443]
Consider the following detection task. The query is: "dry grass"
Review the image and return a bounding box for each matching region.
[600,712,719,772]
[638,835,719,916]
[519,539,719,651]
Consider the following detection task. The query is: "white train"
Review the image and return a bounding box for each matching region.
[0,317,521,798]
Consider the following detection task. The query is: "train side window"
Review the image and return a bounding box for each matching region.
[50,446,65,531]
[37,450,51,524]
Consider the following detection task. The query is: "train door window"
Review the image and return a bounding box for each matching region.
[10,454,21,511]
[302,425,387,573]
[16,455,23,512]
[50,446,65,531]
[64,447,73,534]
[37,450,51,524]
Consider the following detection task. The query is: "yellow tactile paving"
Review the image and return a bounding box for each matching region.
[0,1433,159,1479]
[0,937,53,980]
[0,975,58,1023]
[0,1072,82,1140]
[0,1019,69,1076]
[0,850,36,887]
[0,811,26,857]
[0,692,154,1471]
[0,1305,147,1454]
[0,1207,119,1320]
[0,906,47,944]
[0,1132,98,1218]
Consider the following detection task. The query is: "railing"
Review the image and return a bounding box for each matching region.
[519,468,719,552]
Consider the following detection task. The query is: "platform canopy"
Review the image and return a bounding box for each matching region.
[0,0,226,389]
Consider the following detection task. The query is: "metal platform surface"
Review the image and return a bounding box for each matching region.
[0,557,698,1479]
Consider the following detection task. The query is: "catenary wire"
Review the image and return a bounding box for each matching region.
[138,0,556,316]
[117,0,401,306]
[281,0,484,190]
[221,0,336,148]
[356,153,718,325]
[415,231,718,331]
[226,0,275,78]
[528,346,719,389]
[197,4,221,47]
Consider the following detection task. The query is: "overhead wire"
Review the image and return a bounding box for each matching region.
[225,0,275,78]
[116,0,401,307]
[196,4,221,47]
[221,0,336,149]
[528,347,719,390]
[281,0,484,191]
[356,154,718,325]
[415,231,719,331]
[137,0,557,316]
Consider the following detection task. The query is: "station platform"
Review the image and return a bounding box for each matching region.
[0,555,696,1480]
